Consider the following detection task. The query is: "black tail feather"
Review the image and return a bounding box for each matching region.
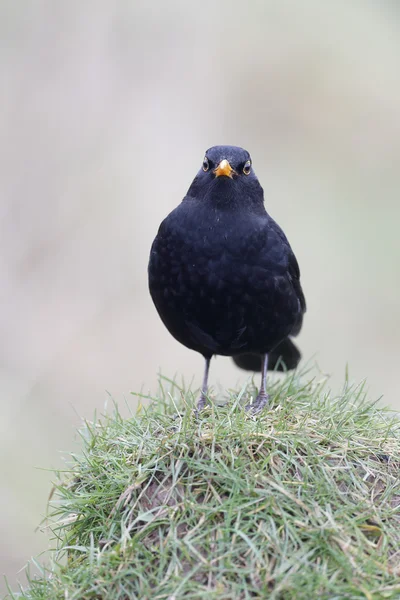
[232,338,301,372]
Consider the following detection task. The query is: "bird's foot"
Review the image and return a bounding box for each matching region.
[195,393,208,415]
[245,391,269,414]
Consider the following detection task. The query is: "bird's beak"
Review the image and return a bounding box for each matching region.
[214,159,234,178]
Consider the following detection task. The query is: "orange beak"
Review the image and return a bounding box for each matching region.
[214,159,234,178]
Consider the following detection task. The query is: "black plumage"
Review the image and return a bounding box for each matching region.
[148,145,306,412]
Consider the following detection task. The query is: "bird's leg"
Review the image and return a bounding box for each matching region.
[246,353,269,413]
[197,356,211,411]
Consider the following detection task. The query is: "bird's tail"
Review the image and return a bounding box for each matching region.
[232,338,301,372]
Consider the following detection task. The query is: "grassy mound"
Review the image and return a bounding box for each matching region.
[7,373,400,599]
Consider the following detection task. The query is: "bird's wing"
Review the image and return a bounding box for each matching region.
[288,250,306,312]
[265,217,306,335]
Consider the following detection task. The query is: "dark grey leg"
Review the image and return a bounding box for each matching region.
[197,357,211,411]
[246,353,269,413]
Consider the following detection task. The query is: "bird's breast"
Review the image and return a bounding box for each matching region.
[148,206,301,355]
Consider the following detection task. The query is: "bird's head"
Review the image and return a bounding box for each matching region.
[187,145,264,208]
[202,146,252,180]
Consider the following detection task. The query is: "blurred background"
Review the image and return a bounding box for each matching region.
[1,0,400,593]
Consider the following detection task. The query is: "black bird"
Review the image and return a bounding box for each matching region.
[148,146,306,413]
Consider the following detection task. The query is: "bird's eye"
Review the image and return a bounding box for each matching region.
[202,157,209,172]
[243,160,251,175]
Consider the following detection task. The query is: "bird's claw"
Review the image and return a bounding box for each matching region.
[245,392,269,414]
[194,394,208,417]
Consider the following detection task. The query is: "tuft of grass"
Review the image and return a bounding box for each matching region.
[5,372,400,600]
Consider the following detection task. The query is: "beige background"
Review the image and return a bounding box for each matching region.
[1,1,400,594]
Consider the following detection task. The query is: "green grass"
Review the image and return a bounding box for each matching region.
[6,371,400,600]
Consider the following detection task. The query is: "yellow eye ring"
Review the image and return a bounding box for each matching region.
[202,157,209,172]
[243,160,251,175]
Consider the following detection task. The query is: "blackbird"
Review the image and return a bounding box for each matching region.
[148,145,306,413]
